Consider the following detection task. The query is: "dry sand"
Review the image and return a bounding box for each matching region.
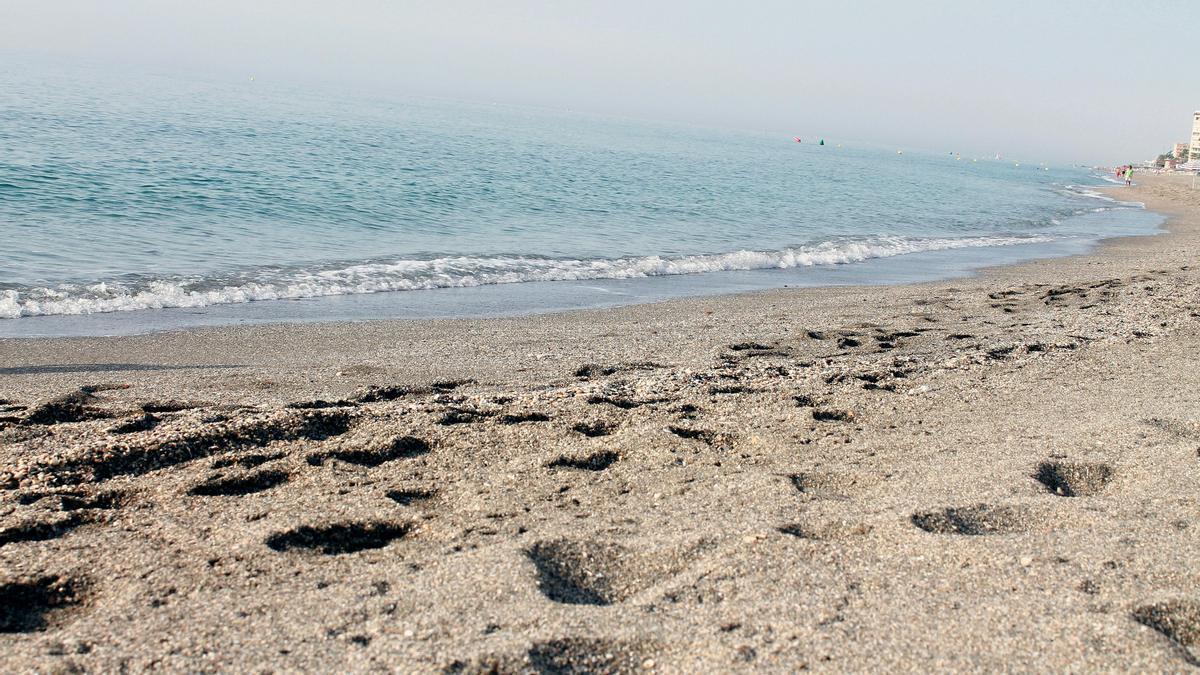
[1,174,1198,673]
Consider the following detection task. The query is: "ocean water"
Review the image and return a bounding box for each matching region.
[0,60,1163,336]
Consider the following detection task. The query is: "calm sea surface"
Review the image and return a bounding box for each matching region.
[0,59,1163,336]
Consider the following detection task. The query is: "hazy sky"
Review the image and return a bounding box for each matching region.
[4,0,1196,164]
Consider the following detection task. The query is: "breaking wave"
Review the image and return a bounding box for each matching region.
[0,234,1057,319]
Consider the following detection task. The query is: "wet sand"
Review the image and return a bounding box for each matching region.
[1,174,1199,672]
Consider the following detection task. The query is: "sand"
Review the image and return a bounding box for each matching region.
[1,174,1199,673]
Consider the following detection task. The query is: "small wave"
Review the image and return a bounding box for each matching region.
[1065,184,1144,208]
[0,235,1057,319]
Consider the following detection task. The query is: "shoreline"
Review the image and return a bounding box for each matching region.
[2,173,1199,671]
[0,175,1186,403]
[0,179,1164,340]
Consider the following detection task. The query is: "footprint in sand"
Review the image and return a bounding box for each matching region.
[0,514,92,548]
[910,504,1033,535]
[188,469,291,497]
[211,452,284,470]
[499,411,552,425]
[36,409,356,485]
[385,488,437,506]
[0,575,88,633]
[778,519,872,541]
[788,471,879,500]
[1132,600,1200,665]
[1034,461,1113,497]
[308,435,430,467]
[571,420,616,437]
[265,521,413,555]
[445,637,656,674]
[547,450,620,472]
[668,425,719,445]
[526,539,682,606]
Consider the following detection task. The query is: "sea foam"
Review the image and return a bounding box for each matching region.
[0,235,1055,319]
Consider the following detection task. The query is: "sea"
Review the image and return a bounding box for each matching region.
[0,59,1164,337]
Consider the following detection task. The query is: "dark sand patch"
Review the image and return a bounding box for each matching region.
[38,409,353,485]
[0,513,91,547]
[778,519,873,541]
[188,469,291,497]
[439,409,495,425]
[911,504,1032,535]
[547,451,619,472]
[385,488,437,506]
[265,521,413,555]
[788,471,878,500]
[571,420,616,437]
[286,399,357,410]
[586,395,668,410]
[311,435,430,467]
[142,399,210,413]
[1133,600,1200,647]
[527,540,661,606]
[0,576,87,633]
[528,637,653,674]
[353,385,433,403]
[812,408,855,422]
[210,452,284,470]
[23,390,107,425]
[667,425,718,444]
[17,489,125,512]
[109,412,159,434]
[500,412,552,425]
[574,362,665,379]
[1034,461,1114,497]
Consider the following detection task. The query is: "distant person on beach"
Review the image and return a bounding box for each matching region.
[1125,166,1133,186]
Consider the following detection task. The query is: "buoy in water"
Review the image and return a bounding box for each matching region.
[819,139,825,145]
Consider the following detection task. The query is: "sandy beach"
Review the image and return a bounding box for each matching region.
[1,173,1198,672]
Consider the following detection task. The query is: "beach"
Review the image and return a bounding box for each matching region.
[1,172,1198,671]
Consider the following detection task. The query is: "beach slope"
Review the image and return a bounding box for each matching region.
[1,175,1199,672]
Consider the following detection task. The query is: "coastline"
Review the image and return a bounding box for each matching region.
[0,175,1185,403]
[0,174,1164,339]
[1,173,1199,671]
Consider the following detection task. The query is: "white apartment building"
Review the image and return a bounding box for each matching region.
[1192,111,1200,159]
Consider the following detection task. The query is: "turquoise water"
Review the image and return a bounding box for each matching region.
[0,59,1162,335]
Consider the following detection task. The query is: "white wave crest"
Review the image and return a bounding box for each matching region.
[0,235,1056,319]
[1066,184,1144,208]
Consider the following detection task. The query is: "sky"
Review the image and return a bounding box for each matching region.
[3,0,1196,165]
